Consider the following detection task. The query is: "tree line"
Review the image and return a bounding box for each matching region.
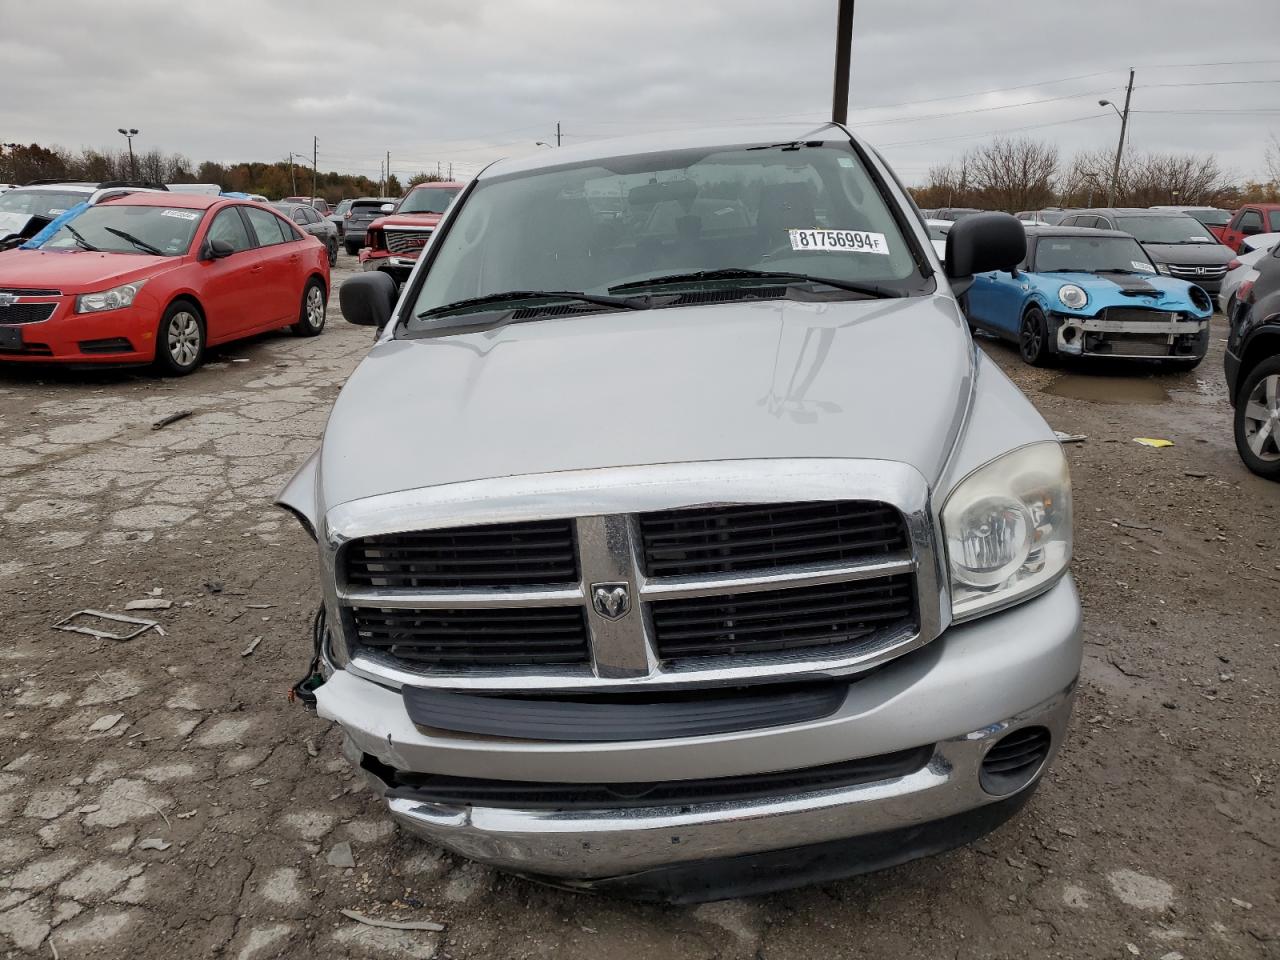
[910,136,1280,212]
[0,143,451,201]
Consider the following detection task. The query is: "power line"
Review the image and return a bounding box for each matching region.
[1131,108,1280,115]
[1140,79,1280,89]
[855,89,1116,127]
[877,112,1108,148]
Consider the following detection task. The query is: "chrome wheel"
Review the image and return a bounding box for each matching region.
[1243,373,1280,462]
[167,311,201,367]
[305,286,326,331]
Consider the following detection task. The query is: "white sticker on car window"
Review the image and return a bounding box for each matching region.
[1132,260,1155,272]
[47,208,67,216]
[161,209,199,221]
[788,229,889,254]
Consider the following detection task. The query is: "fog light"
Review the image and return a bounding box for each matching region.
[980,726,1051,795]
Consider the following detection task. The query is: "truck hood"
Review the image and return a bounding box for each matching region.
[369,213,442,230]
[0,248,181,293]
[318,296,974,509]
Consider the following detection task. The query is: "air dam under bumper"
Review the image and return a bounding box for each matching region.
[316,577,1082,899]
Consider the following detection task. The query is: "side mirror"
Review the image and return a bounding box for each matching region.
[380,203,395,214]
[207,238,235,260]
[945,213,1026,297]
[340,272,397,328]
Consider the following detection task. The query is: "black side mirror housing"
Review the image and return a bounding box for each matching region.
[945,213,1027,297]
[204,238,235,260]
[340,271,398,328]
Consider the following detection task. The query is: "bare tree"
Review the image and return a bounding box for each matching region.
[965,137,1059,212]
[1266,133,1280,185]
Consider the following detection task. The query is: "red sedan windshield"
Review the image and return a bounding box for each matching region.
[43,205,206,256]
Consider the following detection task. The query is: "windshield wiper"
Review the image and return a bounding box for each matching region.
[610,268,903,299]
[63,224,99,252]
[416,289,650,321]
[103,226,164,256]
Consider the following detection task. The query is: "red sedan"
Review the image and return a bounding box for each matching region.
[0,193,330,374]
[359,181,463,285]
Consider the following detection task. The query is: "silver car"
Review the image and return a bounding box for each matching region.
[280,123,1081,901]
[272,201,339,267]
[1219,232,1280,315]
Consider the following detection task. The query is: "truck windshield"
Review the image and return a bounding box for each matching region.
[1035,235,1156,274]
[406,142,926,330]
[399,187,460,215]
[42,205,205,256]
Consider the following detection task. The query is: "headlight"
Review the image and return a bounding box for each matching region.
[942,442,1072,621]
[1155,263,1170,275]
[76,280,147,313]
[1058,284,1088,310]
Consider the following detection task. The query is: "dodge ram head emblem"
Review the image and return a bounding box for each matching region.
[591,582,631,620]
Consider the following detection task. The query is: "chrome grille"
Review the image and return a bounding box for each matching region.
[1167,264,1226,280]
[343,520,577,589]
[639,501,906,577]
[350,606,590,667]
[330,462,939,691]
[650,575,916,663]
[385,228,432,255]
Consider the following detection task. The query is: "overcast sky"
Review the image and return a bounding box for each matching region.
[3,0,1279,186]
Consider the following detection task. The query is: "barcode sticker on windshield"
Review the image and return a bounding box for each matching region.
[1133,260,1155,272]
[788,229,889,255]
[161,209,199,221]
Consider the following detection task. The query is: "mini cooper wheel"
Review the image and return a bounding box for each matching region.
[154,301,204,376]
[292,280,327,337]
[1019,306,1052,367]
[1234,356,1280,481]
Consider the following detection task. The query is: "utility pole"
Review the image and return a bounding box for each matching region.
[556,121,562,147]
[1107,68,1134,207]
[117,128,139,179]
[287,156,296,195]
[385,150,391,195]
[448,162,453,180]
[831,0,855,124]
[312,136,318,200]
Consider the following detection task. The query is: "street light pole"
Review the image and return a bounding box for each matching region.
[117,128,138,179]
[1102,68,1134,207]
[831,0,855,124]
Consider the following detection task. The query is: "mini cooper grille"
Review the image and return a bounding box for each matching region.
[343,520,578,589]
[367,744,934,809]
[639,500,908,577]
[385,229,431,255]
[0,302,57,325]
[1099,308,1185,324]
[650,574,916,662]
[350,606,590,666]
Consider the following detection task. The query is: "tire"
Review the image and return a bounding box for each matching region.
[153,300,204,376]
[292,280,327,337]
[1019,306,1052,367]
[327,238,338,268]
[1233,355,1280,481]
[344,240,360,256]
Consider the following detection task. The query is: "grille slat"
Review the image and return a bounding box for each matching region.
[0,303,57,324]
[385,229,431,255]
[351,605,590,667]
[650,575,916,662]
[640,501,908,578]
[343,520,578,589]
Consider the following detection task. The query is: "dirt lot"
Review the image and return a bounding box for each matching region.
[1,259,1277,959]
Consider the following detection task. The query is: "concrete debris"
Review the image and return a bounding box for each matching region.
[241,636,263,657]
[151,410,194,431]
[53,609,164,641]
[326,842,355,869]
[135,838,171,851]
[124,599,172,611]
[88,714,124,733]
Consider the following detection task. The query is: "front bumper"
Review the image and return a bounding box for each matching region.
[359,252,415,282]
[1050,310,1210,360]
[315,577,1082,896]
[0,304,158,365]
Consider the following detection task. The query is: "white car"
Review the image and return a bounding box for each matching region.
[925,217,951,260]
[0,182,165,245]
[1219,232,1280,315]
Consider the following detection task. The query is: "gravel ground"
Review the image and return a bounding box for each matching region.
[0,259,1276,959]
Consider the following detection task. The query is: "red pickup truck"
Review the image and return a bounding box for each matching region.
[359,182,463,285]
[1220,204,1280,254]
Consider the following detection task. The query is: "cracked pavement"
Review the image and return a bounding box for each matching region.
[0,262,1277,958]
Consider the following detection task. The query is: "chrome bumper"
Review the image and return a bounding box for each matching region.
[318,577,1082,884]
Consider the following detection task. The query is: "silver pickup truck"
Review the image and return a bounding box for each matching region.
[279,123,1081,902]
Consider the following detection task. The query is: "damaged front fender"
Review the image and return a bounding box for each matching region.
[276,449,321,541]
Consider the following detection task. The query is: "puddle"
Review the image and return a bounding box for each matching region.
[1041,374,1169,404]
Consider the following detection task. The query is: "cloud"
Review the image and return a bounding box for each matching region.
[1,0,1277,184]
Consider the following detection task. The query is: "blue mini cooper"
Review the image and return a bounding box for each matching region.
[963,225,1214,367]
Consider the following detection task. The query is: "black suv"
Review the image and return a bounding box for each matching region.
[1225,244,1280,480]
[343,197,396,255]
